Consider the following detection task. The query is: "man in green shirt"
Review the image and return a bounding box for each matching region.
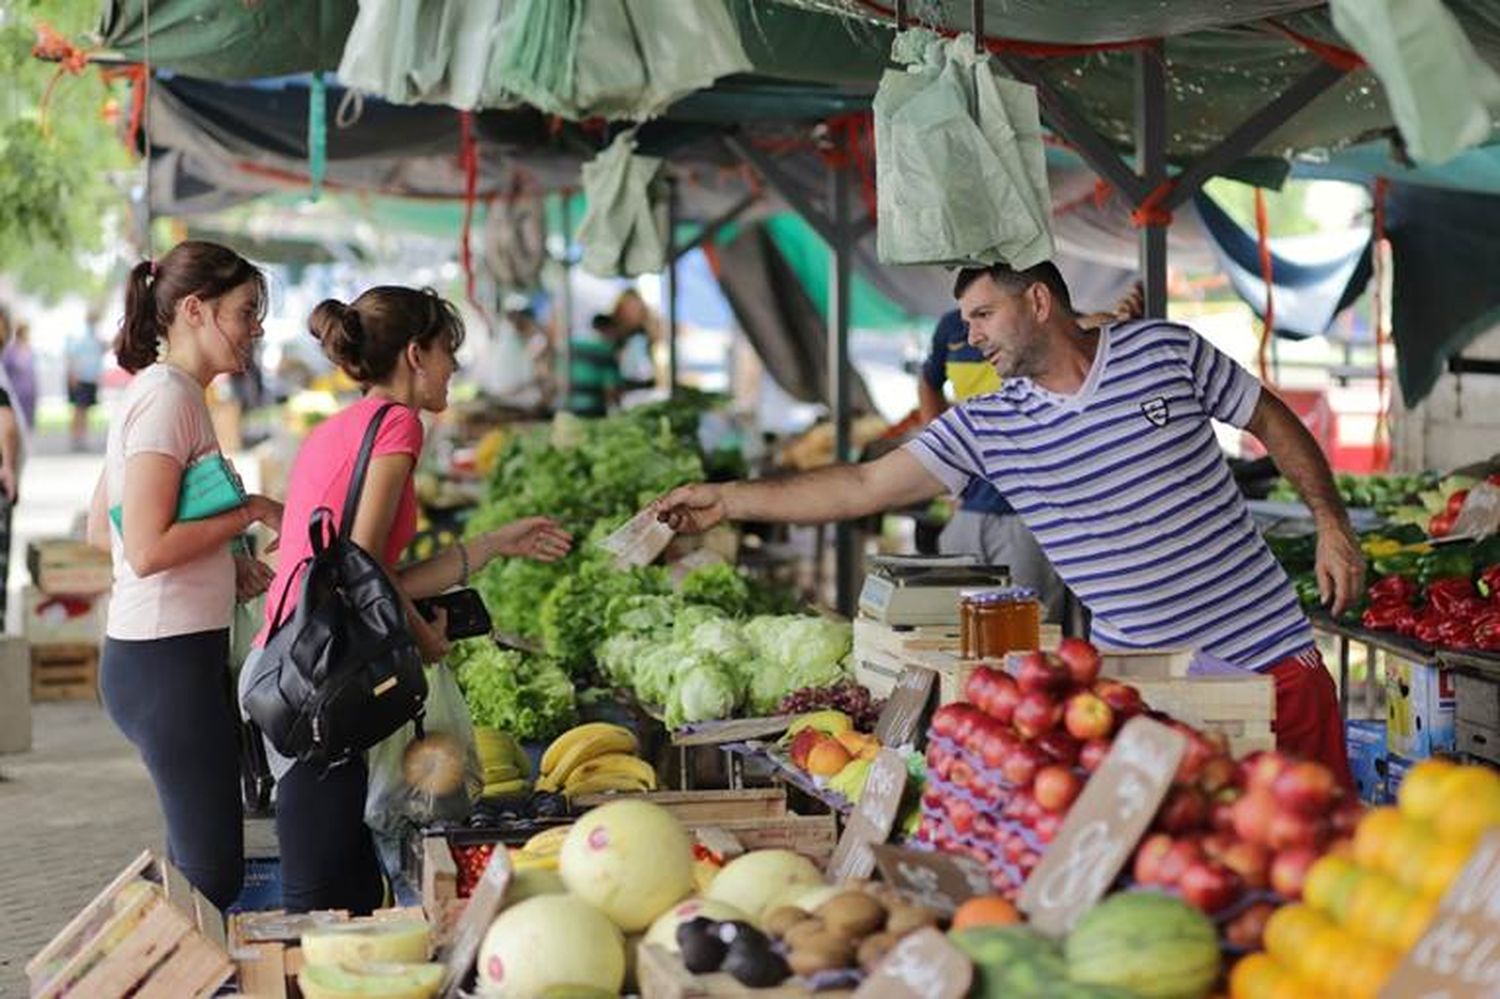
[566,314,624,417]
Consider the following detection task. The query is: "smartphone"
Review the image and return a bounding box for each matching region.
[415,588,493,640]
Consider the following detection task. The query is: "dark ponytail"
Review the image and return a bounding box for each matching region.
[309,286,465,386]
[115,241,266,374]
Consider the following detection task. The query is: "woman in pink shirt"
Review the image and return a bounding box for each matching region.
[247,286,570,913]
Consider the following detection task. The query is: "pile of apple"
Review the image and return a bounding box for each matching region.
[1131,745,1359,949]
[916,639,1145,896]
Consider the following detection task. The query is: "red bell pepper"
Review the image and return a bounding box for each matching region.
[1447,489,1471,517]
[1438,617,1475,648]
[1426,577,1478,615]
[1430,511,1456,538]
[1369,576,1418,605]
[1478,565,1500,600]
[1392,607,1421,637]
[1363,601,1413,632]
[1474,613,1500,651]
[1415,614,1447,645]
[1447,596,1490,622]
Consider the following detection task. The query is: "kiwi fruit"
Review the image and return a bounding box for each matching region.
[786,931,856,976]
[782,918,828,950]
[884,903,940,936]
[815,892,887,938]
[857,931,900,971]
[763,906,811,939]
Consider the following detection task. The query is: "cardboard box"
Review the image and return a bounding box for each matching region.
[27,538,112,596]
[23,586,104,646]
[1385,659,1456,759]
[1346,718,1387,805]
[1381,753,1418,805]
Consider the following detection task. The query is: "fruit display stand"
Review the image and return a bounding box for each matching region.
[27,851,234,999]
[1308,611,1425,723]
[226,906,428,998]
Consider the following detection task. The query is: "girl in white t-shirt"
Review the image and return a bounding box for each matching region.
[87,241,283,909]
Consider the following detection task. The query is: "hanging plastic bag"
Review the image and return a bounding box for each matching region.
[338,0,517,109]
[578,130,669,278]
[874,30,1054,269]
[365,663,483,836]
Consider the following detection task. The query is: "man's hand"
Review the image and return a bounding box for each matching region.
[1315,519,1366,616]
[655,483,729,535]
[234,554,274,602]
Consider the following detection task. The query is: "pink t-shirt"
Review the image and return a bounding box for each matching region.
[256,396,424,645]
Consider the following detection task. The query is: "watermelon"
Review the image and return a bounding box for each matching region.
[1065,892,1220,999]
[949,926,1067,998]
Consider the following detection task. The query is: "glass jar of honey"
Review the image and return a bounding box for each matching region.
[962,586,1041,659]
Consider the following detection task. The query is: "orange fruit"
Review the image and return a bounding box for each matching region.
[1229,952,1286,999]
[1434,768,1500,842]
[1353,807,1403,869]
[950,895,1021,929]
[1398,757,1457,822]
[1296,924,1352,985]
[1269,974,1324,999]
[1343,944,1400,999]
[1304,854,1362,920]
[1393,894,1440,951]
[1366,882,1418,949]
[1346,871,1401,930]
[1420,838,1477,898]
[1264,904,1330,967]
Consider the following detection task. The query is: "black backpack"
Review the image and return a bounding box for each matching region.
[242,403,427,767]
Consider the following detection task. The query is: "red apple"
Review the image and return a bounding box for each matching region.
[1180,860,1243,914]
[1270,846,1320,900]
[1210,796,1237,835]
[1033,812,1062,843]
[1015,651,1070,696]
[1331,800,1364,838]
[1231,788,1278,846]
[1198,755,1237,795]
[1035,730,1082,766]
[1000,743,1046,787]
[1174,731,1215,786]
[789,728,823,769]
[977,723,1018,770]
[965,666,1022,723]
[1056,637,1102,687]
[1224,902,1276,951]
[1266,810,1324,852]
[1013,692,1062,739]
[1157,838,1205,887]
[1134,832,1175,885]
[947,797,977,835]
[1093,679,1144,717]
[1272,761,1339,818]
[931,703,966,740]
[1022,796,1046,826]
[1240,750,1292,793]
[1201,832,1235,862]
[963,664,1001,707]
[1155,785,1210,835]
[1220,840,1272,891]
[1003,832,1028,864]
[1079,738,1112,773]
[1034,765,1083,814]
[1064,691,1115,741]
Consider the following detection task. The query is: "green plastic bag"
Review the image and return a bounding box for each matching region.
[874,30,1053,269]
[1332,0,1500,165]
[578,130,668,278]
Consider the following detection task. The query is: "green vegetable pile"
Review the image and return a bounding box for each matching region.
[450,640,578,742]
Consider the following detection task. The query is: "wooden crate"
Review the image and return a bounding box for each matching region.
[27,851,233,999]
[638,942,851,998]
[1100,650,1275,756]
[853,617,961,700]
[571,788,788,823]
[27,537,113,596]
[31,642,99,702]
[226,908,426,999]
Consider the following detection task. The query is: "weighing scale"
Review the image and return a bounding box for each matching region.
[857,554,1011,627]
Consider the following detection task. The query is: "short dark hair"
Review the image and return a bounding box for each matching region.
[953,261,1072,312]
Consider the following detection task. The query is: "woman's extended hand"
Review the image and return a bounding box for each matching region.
[486,516,573,563]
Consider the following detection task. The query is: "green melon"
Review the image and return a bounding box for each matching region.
[1064,892,1220,999]
[950,926,1067,998]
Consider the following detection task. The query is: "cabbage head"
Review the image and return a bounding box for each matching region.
[666,659,742,728]
[688,618,751,664]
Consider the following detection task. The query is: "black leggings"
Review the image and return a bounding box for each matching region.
[275,758,384,914]
[101,629,243,910]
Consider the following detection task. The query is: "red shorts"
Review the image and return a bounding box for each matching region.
[1266,648,1354,791]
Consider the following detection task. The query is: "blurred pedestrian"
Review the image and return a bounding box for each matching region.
[3,317,37,428]
[66,308,106,451]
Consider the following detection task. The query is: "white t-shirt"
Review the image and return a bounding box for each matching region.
[105,364,235,640]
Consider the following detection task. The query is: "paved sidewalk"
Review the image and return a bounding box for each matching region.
[0,701,160,997]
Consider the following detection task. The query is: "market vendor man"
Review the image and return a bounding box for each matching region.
[658,262,1360,782]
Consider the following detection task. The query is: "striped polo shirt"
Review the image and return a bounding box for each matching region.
[906,319,1313,672]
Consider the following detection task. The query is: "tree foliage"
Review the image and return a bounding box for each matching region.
[0,1,132,300]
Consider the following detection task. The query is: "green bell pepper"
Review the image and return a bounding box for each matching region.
[1372,551,1423,580]
[1470,534,1500,571]
[1292,573,1323,609]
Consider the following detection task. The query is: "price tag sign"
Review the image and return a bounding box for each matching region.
[440,847,512,998]
[1451,482,1500,541]
[827,749,907,883]
[871,845,992,917]
[596,506,675,568]
[874,666,936,748]
[854,927,972,999]
[1380,830,1500,998]
[1018,717,1186,937]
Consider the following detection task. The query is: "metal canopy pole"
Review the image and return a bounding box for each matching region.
[557,192,574,408]
[672,191,759,262]
[1135,41,1169,318]
[829,156,856,617]
[665,177,680,395]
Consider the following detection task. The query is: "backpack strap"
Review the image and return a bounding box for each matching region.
[340,402,400,540]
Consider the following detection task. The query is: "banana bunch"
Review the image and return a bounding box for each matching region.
[510,826,570,872]
[777,710,853,746]
[534,722,657,797]
[475,726,531,798]
[827,756,873,803]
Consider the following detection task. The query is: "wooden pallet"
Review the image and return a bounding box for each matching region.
[27,851,233,999]
[31,642,99,702]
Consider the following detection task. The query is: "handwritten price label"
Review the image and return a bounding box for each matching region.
[872,845,992,917]
[854,928,971,999]
[1382,830,1500,998]
[874,666,936,748]
[1018,717,1186,937]
[827,749,907,883]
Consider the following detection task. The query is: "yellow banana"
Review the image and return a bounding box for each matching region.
[563,753,658,792]
[562,773,653,798]
[537,724,638,791]
[522,826,572,856]
[482,764,522,784]
[482,778,530,797]
[510,850,560,872]
[778,710,853,746]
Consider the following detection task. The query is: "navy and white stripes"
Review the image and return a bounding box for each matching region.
[906,320,1314,672]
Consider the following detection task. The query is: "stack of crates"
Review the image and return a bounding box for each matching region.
[24,538,110,701]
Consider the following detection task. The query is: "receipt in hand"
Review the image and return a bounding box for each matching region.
[596,506,676,568]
